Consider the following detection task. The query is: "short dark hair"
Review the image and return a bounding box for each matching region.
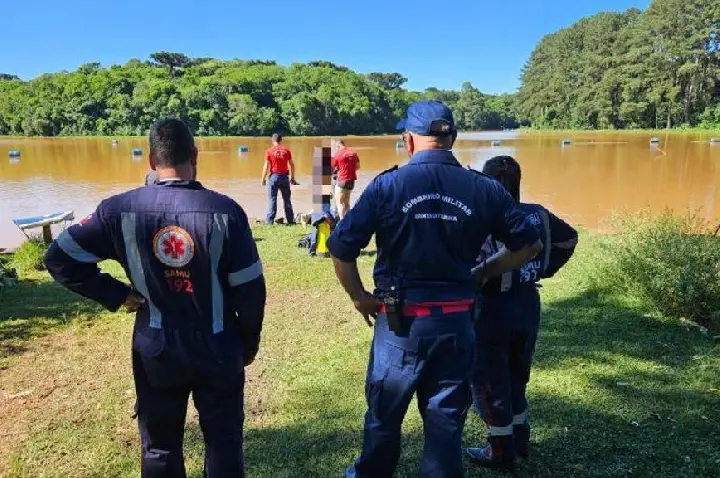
[482,155,522,201]
[428,120,455,137]
[272,133,282,143]
[149,118,195,168]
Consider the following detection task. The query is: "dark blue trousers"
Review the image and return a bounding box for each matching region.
[265,173,294,224]
[470,286,540,461]
[132,348,245,478]
[347,312,475,478]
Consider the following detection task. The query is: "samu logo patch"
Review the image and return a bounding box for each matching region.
[153,226,195,268]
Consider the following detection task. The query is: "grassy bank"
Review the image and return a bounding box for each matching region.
[517,127,720,136]
[0,227,718,477]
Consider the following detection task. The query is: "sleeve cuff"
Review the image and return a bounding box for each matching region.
[327,235,360,262]
[502,230,540,252]
[102,278,132,312]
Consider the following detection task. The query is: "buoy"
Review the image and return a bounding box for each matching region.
[238,146,249,153]
[395,140,404,149]
[650,137,660,144]
[132,148,143,156]
[561,139,572,146]
[8,150,20,157]
[491,140,501,147]
[710,138,720,144]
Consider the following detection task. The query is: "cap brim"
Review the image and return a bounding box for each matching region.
[395,119,407,131]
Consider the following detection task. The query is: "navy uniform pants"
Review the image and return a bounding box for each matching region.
[132,342,245,478]
[470,286,540,462]
[346,312,475,478]
[265,173,294,224]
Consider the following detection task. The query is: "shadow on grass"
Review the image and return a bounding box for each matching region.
[183,420,425,478]
[237,285,719,477]
[0,278,104,359]
[500,286,720,477]
[464,389,720,478]
[535,288,707,370]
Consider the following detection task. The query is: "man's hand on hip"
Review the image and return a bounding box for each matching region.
[123,291,146,313]
[352,292,382,327]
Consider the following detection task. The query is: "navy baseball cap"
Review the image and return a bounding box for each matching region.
[396,100,456,136]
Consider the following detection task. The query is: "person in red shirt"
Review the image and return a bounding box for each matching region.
[331,139,360,219]
[261,133,297,225]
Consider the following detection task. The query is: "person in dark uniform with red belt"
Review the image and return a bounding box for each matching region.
[44,118,266,478]
[261,133,297,225]
[327,101,543,478]
[467,155,578,472]
[331,139,360,219]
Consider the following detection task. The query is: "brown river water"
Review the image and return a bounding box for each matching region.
[1,132,719,248]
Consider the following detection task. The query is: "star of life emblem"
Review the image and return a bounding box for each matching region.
[153,226,195,268]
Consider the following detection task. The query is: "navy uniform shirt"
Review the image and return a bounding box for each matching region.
[327,149,540,303]
[44,180,266,363]
[480,203,578,294]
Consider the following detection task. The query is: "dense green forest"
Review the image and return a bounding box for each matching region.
[0,55,516,137]
[0,0,717,136]
[517,0,720,129]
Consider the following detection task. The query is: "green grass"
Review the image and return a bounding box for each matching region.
[8,237,47,275]
[0,227,718,477]
[517,127,720,135]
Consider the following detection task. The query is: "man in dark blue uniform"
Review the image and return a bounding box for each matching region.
[327,101,543,478]
[466,155,578,472]
[44,118,266,478]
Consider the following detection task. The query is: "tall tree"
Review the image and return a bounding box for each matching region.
[366,73,408,89]
[149,51,191,78]
[518,0,719,129]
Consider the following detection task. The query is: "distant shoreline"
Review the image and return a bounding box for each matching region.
[2,128,720,141]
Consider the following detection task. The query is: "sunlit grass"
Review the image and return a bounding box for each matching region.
[0,227,718,477]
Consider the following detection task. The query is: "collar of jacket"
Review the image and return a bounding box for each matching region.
[407,149,461,167]
[155,180,204,190]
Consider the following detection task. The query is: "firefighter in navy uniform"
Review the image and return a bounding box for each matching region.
[327,101,543,478]
[44,119,265,478]
[466,155,578,472]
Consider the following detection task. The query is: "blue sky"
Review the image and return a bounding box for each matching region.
[2,0,650,94]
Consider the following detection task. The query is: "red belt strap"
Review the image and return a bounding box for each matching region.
[379,299,475,317]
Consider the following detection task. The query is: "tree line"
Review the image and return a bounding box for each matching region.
[1,0,716,136]
[0,53,517,137]
[516,0,720,129]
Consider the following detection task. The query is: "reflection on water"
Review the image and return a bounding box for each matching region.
[1,133,719,247]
